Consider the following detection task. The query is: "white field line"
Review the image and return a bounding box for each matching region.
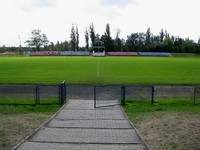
[97,59,100,77]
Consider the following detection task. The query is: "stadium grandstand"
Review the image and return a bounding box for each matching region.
[28,51,171,57]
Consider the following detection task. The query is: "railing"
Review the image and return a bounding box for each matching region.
[0,81,67,105]
[93,84,199,107]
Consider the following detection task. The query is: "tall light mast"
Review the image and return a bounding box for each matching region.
[18,35,22,54]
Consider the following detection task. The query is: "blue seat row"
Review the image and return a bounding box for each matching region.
[138,52,171,57]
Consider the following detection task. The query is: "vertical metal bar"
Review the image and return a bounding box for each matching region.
[123,85,126,105]
[64,83,66,101]
[61,83,64,105]
[35,85,39,105]
[151,86,155,105]
[121,85,125,105]
[37,85,40,105]
[193,87,196,105]
[59,84,62,105]
[62,83,64,105]
[61,80,66,104]
[94,85,96,108]
[34,85,37,105]
[59,81,66,105]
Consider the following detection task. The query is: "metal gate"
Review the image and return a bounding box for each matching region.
[94,84,125,108]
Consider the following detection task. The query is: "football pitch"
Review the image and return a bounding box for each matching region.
[0,56,200,84]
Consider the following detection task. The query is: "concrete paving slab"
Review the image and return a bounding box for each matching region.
[64,100,120,110]
[17,142,147,150]
[95,100,119,107]
[55,109,126,120]
[30,128,142,144]
[63,100,94,109]
[47,119,132,129]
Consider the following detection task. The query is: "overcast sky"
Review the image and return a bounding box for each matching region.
[0,0,199,47]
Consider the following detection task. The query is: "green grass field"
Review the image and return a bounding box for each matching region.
[0,56,200,84]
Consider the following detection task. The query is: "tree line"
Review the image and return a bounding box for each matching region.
[1,23,200,53]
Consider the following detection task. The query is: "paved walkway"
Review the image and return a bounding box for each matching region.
[13,100,149,150]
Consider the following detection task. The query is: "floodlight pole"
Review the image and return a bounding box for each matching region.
[18,35,22,55]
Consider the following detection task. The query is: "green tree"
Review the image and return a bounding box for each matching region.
[70,24,76,51]
[165,30,170,39]
[62,41,70,51]
[104,23,114,51]
[85,28,89,51]
[162,38,174,52]
[198,37,200,46]
[174,37,183,53]
[25,29,49,51]
[55,41,61,51]
[89,23,96,48]
[159,29,164,42]
[75,25,79,51]
[114,29,123,52]
[49,42,55,51]
[145,27,151,46]
[181,38,196,53]
[126,33,138,52]
[0,45,7,52]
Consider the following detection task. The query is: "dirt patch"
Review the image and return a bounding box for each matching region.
[0,113,51,150]
[136,112,200,150]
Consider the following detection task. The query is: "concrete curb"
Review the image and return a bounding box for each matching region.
[120,105,151,150]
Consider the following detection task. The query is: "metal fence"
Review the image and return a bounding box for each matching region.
[124,85,155,104]
[94,84,200,106]
[154,85,200,105]
[194,86,200,105]
[0,81,66,105]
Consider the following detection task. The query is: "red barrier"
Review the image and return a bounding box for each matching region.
[29,51,60,56]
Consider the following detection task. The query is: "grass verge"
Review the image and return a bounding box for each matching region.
[0,105,60,150]
[123,99,200,150]
[0,98,60,105]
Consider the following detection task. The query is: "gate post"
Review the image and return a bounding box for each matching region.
[193,86,196,105]
[35,85,40,105]
[121,85,125,105]
[151,86,155,105]
[59,84,62,105]
[60,80,66,105]
[34,85,37,105]
[94,85,96,108]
